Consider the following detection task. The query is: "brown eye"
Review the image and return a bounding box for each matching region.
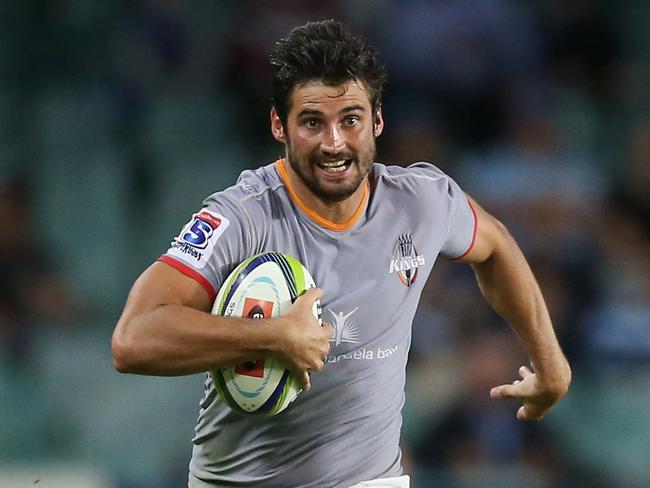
[344,116,359,127]
[305,118,320,128]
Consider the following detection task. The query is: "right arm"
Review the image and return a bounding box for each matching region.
[111,261,331,388]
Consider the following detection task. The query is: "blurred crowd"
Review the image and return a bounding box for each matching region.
[0,1,648,487]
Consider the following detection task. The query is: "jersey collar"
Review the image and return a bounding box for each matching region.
[275,159,369,232]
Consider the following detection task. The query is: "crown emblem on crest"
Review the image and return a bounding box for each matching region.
[389,233,426,287]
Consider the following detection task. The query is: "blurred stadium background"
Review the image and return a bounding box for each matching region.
[0,1,648,487]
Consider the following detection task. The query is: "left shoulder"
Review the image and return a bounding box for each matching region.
[372,162,459,195]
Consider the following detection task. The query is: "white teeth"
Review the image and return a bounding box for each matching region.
[324,164,347,173]
[317,160,351,174]
[319,160,347,168]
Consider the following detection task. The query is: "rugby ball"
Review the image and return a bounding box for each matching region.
[211,252,320,415]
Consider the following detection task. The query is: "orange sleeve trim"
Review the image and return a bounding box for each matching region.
[158,255,217,303]
[452,198,478,261]
[274,159,368,232]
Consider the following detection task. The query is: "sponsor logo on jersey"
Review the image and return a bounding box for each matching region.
[389,234,425,286]
[168,210,230,269]
[327,307,360,346]
[324,306,402,364]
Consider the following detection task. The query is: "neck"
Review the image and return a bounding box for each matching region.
[277,160,369,229]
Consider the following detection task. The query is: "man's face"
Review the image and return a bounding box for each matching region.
[272,80,383,203]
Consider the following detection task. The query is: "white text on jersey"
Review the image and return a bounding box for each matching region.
[388,255,426,274]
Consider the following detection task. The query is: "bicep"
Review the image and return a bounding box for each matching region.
[454,195,509,264]
[120,261,214,322]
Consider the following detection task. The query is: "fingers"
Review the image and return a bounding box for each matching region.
[285,288,330,392]
[292,343,328,392]
[309,356,326,372]
[519,365,533,378]
[321,321,334,337]
[517,405,530,420]
[490,383,518,400]
[491,364,533,398]
[290,288,324,328]
[517,406,527,420]
[300,371,311,391]
[491,364,550,422]
[492,385,544,421]
[297,356,329,392]
[517,404,544,421]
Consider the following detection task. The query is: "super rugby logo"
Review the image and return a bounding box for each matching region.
[182,211,223,249]
[169,210,230,269]
[389,234,425,287]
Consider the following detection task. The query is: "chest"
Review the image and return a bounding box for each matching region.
[262,212,440,351]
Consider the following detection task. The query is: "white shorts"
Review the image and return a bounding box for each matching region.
[348,475,410,488]
[189,473,410,488]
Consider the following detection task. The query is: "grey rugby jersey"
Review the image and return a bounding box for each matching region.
[161,160,476,487]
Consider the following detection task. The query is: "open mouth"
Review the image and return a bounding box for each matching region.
[316,159,353,174]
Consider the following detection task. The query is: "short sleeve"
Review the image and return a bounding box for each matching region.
[159,195,253,302]
[440,176,477,260]
[399,162,478,260]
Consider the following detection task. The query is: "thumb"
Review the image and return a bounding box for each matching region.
[296,287,323,305]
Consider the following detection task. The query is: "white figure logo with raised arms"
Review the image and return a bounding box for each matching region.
[327,307,360,346]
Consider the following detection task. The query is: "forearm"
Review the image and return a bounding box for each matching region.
[112,305,281,376]
[471,229,571,393]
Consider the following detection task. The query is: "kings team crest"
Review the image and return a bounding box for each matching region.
[389,234,425,286]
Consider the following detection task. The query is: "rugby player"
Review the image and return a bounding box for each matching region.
[112,20,571,488]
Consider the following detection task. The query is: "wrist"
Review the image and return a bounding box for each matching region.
[265,317,291,358]
[537,359,572,398]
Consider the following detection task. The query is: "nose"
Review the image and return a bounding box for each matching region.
[320,124,346,154]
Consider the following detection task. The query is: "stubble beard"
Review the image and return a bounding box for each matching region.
[285,139,376,204]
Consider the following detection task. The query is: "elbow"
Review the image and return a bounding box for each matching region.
[490,218,514,250]
[111,321,139,374]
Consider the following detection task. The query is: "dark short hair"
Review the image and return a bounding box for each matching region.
[269,20,386,126]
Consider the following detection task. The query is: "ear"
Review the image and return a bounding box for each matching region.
[270,107,286,143]
[373,106,384,138]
